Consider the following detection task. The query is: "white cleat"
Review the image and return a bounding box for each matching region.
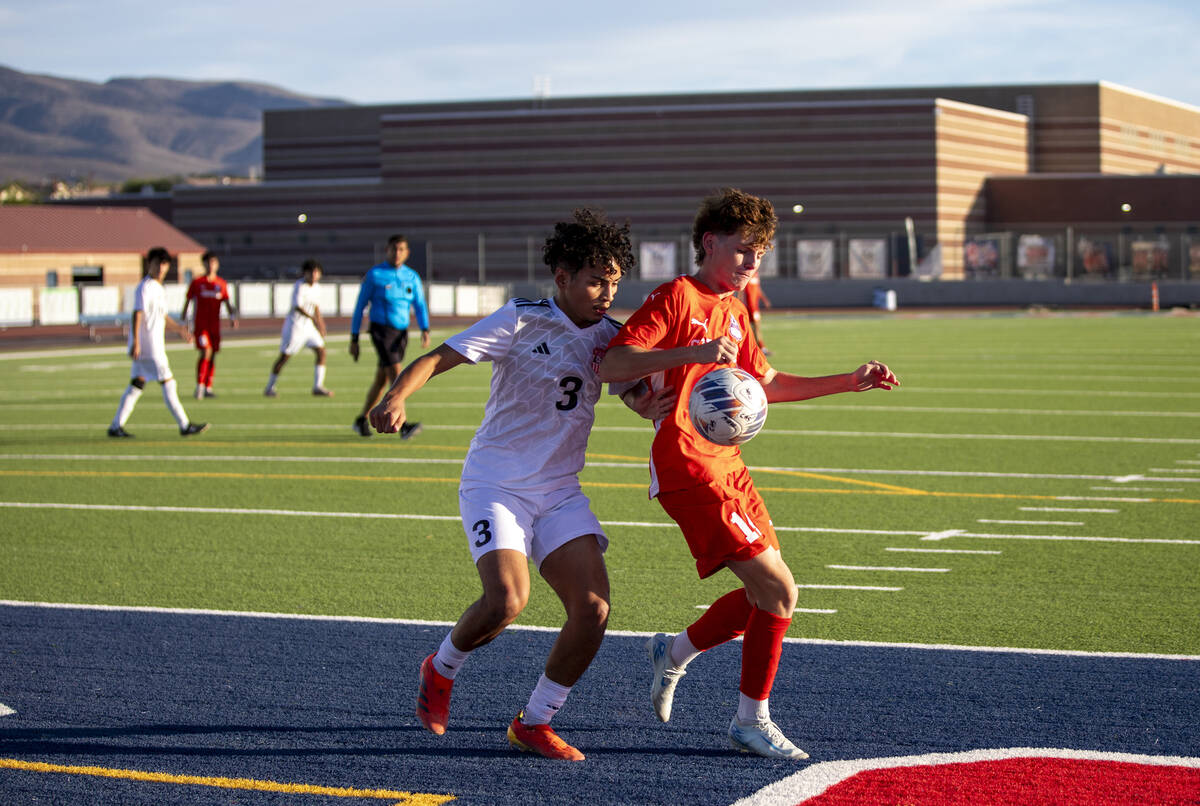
[728,717,809,760]
[646,632,686,722]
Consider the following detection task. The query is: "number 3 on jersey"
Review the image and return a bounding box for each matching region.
[556,375,582,411]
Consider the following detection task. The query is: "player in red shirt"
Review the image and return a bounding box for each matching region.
[600,188,898,760]
[182,251,237,399]
[741,273,772,354]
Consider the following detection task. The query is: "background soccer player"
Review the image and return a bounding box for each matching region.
[108,247,209,438]
[599,188,897,760]
[181,251,237,399]
[369,209,672,761]
[264,259,333,398]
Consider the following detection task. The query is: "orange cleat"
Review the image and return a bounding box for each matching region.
[416,654,453,735]
[506,712,585,761]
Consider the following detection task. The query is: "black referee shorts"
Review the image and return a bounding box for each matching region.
[369,322,409,368]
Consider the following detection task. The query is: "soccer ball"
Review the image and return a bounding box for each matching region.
[688,367,768,446]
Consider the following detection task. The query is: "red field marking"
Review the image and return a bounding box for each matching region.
[736,749,1200,806]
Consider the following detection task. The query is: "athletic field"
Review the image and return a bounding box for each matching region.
[1,309,1197,804]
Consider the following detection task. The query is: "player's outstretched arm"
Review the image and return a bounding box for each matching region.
[850,360,899,392]
[761,360,898,404]
[369,343,468,434]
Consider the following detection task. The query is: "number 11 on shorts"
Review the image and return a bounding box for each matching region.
[730,510,762,543]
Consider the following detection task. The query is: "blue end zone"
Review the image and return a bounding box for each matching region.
[0,604,1195,805]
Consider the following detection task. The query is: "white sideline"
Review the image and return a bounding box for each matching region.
[1,600,1196,662]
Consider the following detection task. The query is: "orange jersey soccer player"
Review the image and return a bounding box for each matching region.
[181,251,237,399]
[599,187,897,760]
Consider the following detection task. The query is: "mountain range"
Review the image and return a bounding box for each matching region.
[0,64,350,184]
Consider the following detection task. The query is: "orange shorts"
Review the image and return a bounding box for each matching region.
[657,466,778,579]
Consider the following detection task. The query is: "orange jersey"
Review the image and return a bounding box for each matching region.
[609,275,771,497]
[743,275,763,314]
[186,276,230,332]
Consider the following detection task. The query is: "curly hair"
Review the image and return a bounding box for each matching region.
[691,187,778,266]
[542,208,635,278]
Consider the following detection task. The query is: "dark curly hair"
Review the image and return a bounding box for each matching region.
[543,208,634,278]
[692,187,777,266]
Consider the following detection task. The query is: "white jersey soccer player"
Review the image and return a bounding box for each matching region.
[280,277,325,355]
[108,247,208,438]
[446,296,636,564]
[368,209,673,761]
[449,296,630,493]
[129,273,173,381]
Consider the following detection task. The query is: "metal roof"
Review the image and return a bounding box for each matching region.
[0,205,205,255]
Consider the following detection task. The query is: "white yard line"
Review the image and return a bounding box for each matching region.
[923,530,1200,545]
[1020,507,1118,513]
[8,600,1193,661]
[886,547,1001,555]
[827,565,951,573]
[977,519,1085,526]
[796,584,903,592]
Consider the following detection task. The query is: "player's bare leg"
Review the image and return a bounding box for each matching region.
[505,535,608,760]
[453,549,532,651]
[539,535,610,686]
[417,549,531,734]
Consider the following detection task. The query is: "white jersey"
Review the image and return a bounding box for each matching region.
[446,297,632,492]
[288,279,320,324]
[128,275,169,357]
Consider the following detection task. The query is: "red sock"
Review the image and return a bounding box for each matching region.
[685,589,754,651]
[197,357,211,386]
[203,358,215,387]
[739,607,791,700]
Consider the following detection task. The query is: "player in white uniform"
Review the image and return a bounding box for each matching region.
[264,259,333,397]
[369,209,673,761]
[107,247,208,438]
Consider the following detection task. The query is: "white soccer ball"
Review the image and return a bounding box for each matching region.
[688,367,768,446]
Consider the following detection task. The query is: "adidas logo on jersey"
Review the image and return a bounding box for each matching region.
[531,342,551,355]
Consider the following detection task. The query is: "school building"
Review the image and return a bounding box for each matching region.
[162,81,1199,303]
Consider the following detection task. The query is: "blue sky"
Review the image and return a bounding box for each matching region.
[3,0,1198,109]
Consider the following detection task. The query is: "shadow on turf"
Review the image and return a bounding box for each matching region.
[0,723,737,760]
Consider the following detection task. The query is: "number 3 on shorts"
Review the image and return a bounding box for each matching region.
[471,519,493,548]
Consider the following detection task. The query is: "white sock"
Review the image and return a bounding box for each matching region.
[736,692,770,724]
[112,385,142,427]
[669,630,702,669]
[522,673,571,725]
[313,364,326,390]
[432,632,470,680]
[266,372,279,391]
[162,379,189,429]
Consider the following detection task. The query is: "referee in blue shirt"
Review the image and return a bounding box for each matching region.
[350,234,431,437]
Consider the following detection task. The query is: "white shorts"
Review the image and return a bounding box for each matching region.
[130,352,173,383]
[280,319,324,356]
[458,484,608,568]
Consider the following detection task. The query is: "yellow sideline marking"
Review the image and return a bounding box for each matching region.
[122,440,469,454]
[756,467,929,495]
[0,758,454,804]
[4,470,1198,506]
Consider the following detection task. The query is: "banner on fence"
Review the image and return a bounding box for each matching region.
[797,240,835,280]
[848,239,887,279]
[639,241,677,281]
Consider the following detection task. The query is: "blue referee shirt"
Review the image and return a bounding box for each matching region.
[351,262,431,337]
